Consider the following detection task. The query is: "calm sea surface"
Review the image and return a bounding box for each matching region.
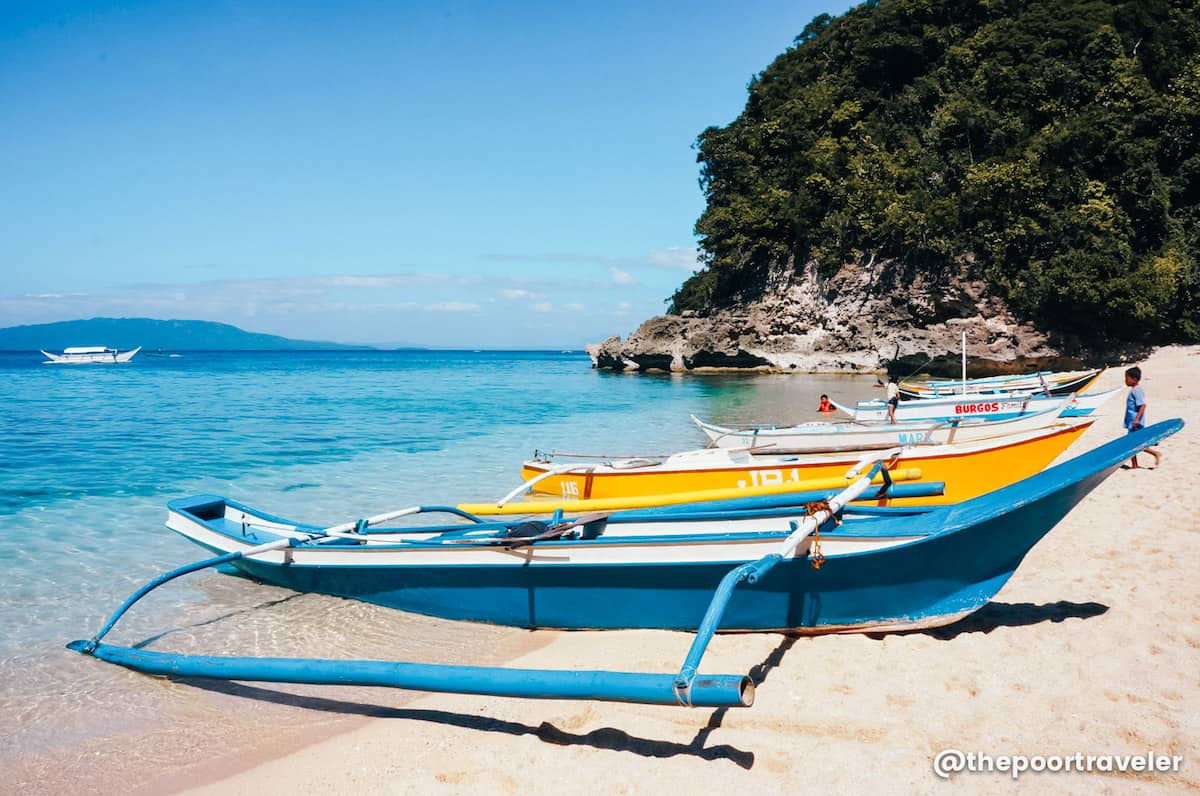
[0,350,879,788]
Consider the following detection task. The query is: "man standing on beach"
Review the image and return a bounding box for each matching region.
[886,377,900,424]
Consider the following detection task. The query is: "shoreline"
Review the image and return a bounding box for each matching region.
[2,604,557,795]
[176,346,1199,793]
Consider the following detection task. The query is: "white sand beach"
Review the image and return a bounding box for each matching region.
[155,347,1199,793]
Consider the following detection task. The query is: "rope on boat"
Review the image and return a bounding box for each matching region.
[802,500,838,569]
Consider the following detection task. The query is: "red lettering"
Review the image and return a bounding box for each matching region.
[954,402,1000,414]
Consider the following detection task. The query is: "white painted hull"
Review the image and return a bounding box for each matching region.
[693,403,1068,452]
[835,388,1120,423]
[41,346,141,364]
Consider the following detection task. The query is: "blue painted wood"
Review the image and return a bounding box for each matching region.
[65,641,753,708]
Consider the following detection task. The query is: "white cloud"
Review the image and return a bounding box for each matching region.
[427,302,479,312]
[489,249,702,279]
[609,266,634,286]
[647,246,702,272]
[500,288,546,301]
[615,301,632,314]
[326,275,411,288]
[563,302,585,312]
[531,302,553,313]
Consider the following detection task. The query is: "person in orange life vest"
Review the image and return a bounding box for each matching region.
[817,394,835,413]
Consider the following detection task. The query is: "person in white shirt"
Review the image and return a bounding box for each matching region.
[885,377,900,424]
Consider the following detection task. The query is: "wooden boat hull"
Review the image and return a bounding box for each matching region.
[834,388,1120,423]
[162,421,1181,634]
[521,420,1094,505]
[899,368,1102,399]
[693,403,1067,452]
[40,345,141,364]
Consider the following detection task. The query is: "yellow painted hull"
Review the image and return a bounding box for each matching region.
[457,467,924,515]
[519,421,1094,507]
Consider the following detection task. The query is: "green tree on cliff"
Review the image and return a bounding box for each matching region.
[672,0,1200,346]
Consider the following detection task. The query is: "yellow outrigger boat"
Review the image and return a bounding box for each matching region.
[518,418,1096,507]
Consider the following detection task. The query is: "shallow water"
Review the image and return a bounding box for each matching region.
[0,350,880,789]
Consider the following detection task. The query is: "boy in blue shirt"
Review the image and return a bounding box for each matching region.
[1124,366,1163,469]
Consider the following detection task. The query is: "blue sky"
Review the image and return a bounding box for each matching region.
[1,0,848,348]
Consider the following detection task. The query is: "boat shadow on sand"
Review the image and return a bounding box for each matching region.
[155,601,1106,770]
[177,638,807,770]
[867,599,1109,641]
[183,678,759,768]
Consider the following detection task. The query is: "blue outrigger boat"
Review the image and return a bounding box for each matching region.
[70,421,1181,709]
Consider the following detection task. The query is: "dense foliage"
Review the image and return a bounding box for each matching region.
[673,0,1200,345]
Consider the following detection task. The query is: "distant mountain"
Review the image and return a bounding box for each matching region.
[0,318,370,351]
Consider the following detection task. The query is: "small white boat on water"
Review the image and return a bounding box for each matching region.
[40,346,141,364]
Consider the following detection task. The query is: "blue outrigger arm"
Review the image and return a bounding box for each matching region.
[66,640,753,707]
[67,536,758,707]
[68,455,900,709]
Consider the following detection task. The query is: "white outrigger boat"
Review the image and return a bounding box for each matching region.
[831,388,1121,423]
[898,367,1103,399]
[40,346,141,364]
[691,401,1071,452]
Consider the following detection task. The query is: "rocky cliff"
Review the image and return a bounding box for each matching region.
[588,258,1102,375]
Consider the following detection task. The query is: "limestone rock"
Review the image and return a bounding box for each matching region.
[588,259,1074,374]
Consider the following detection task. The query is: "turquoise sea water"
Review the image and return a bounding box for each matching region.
[0,350,878,789]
